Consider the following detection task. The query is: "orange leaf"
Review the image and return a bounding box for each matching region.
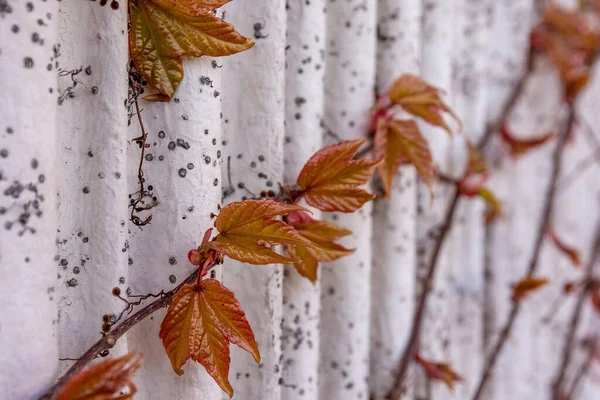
[205,200,317,264]
[296,139,381,212]
[387,74,462,135]
[129,0,254,101]
[512,276,550,301]
[500,125,555,156]
[414,354,463,391]
[374,118,437,197]
[159,279,259,397]
[548,229,582,267]
[55,352,143,400]
[286,211,354,281]
[150,0,232,16]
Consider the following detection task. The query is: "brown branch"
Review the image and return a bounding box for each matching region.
[134,98,148,198]
[38,270,200,400]
[566,334,599,399]
[551,224,600,400]
[384,47,536,400]
[470,109,575,400]
[385,190,460,400]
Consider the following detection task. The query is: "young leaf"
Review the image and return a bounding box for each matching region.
[458,184,503,223]
[129,0,254,101]
[548,229,582,267]
[512,276,550,301]
[296,139,382,212]
[150,0,232,16]
[204,200,317,264]
[414,353,463,391]
[55,352,143,400]
[159,279,259,397]
[500,124,555,156]
[374,118,437,197]
[477,187,504,223]
[286,211,354,281]
[387,74,462,135]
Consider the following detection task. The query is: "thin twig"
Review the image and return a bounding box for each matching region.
[558,115,600,195]
[551,224,600,399]
[134,99,148,198]
[38,270,200,400]
[566,334,599,399]
[385,191,460,400]
[385,47,536,400]
[470,109,575,400]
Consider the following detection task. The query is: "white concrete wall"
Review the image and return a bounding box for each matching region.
[1,1,599,399]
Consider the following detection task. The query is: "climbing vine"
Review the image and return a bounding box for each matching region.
[38,1,600,400]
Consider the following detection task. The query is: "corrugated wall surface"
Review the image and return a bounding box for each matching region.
[1,0,599,399]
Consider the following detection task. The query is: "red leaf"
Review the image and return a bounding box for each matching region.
[374,118,437,197]
[512,276,550,301]
[414,353,463,391]
[296,140,381,212]
[387,74,462,135]
[548,229,582,267]
[204,200,317,264]
[55,352,143,400]
[159,279,259,397]
[500,124,555,156]
[286,211,354,281]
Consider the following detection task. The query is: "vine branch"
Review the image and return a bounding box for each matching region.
[470,108,575,400]
[385,46,536,400]
[38,270,200,400]
[551,223,600,399]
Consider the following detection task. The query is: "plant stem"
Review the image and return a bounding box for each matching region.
[551,223,600,400]
[470,109,575,400]
[38,270,200,400]
[385,48,536,400]
[385,191,460,400]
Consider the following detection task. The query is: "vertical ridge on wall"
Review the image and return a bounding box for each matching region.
[281,1,325,399]
[447,0,489,397]
[370,0,421,398]
[319,1,377,399]
[0,1,59,397]
[126,59,223,400]
[55,2,130,372]
[220,2,286,398]
[484,2,556,399]
[415,0,455,398]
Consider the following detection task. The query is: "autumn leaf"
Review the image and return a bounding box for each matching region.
[204,200,318,264]
[512,276,550,301]
[387,74,462,135]
[500,124,555,156]
[296,139,382,212]
[129,0,254,101]
[531,4,600,102]
[160,279,259,397]
[150,0,232,16]
[286,211,354,281]
[414,353,463,391]
[374,118,437,197]
[458,183,503,223]
[548,229,582,267]
[55,352,143,400]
